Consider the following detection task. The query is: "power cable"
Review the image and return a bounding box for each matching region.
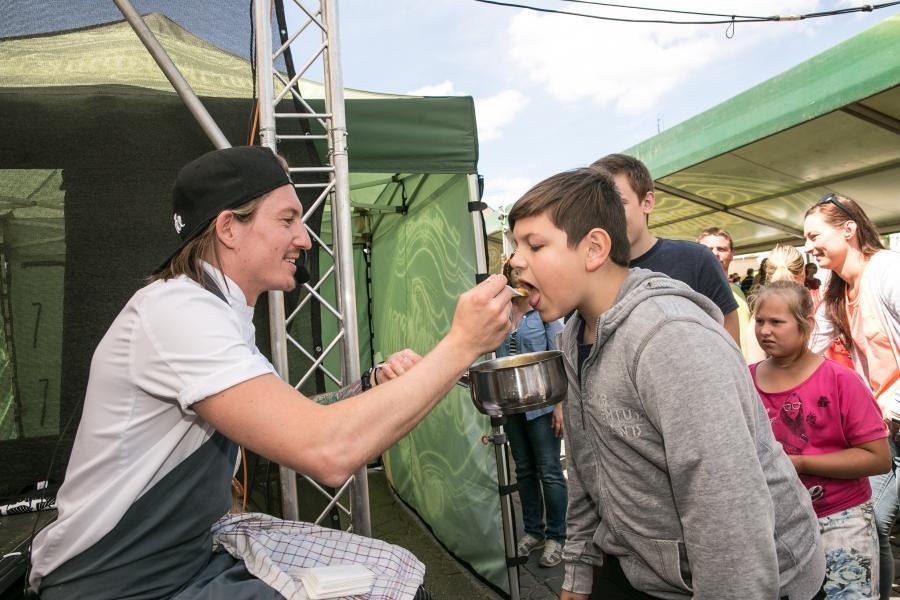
[473,0,899,25]
[559,0,761,19]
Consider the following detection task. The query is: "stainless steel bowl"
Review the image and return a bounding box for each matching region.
[468,350,567,417]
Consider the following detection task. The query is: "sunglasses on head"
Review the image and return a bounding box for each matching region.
[814,193,854,221]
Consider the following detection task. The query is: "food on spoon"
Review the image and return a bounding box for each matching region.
[502,255,528,297]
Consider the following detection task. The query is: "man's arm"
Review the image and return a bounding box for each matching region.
[722,309,740,346]
[311,350,421,405]
[194,275,513,487]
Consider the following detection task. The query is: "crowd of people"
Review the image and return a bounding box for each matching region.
[500,157,899,600]
[26,145,898,600]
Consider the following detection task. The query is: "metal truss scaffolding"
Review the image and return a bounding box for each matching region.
[253,0,370,536]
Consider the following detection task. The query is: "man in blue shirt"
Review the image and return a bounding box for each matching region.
[591,154,740,345]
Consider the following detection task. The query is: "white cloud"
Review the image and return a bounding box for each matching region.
[475,90,529,142]
[506,0,822,114]
[407,81,528,143]
[406,80,459,96]
[481,175,535,210]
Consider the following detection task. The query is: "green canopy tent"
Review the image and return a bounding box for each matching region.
[625,15,900,254]
[0,14,509,592]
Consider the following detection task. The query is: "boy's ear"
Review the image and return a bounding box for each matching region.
[584,228,613,272]
[215,210,239,249]
[641,190,656,215]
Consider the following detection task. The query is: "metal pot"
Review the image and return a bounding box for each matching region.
[467,350,567,417]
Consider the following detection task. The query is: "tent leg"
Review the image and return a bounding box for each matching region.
[468,174,489,276]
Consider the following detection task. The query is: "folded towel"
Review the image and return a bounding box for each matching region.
[289,564,373,599]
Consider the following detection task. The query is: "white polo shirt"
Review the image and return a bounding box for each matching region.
[30,266,276,587]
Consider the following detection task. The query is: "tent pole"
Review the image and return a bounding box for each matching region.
[468,174,489,275]
[112,0,230,150]
[469,175,523,597]
[321,0,371,538]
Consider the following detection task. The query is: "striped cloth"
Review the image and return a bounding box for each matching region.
[508,330,519,355]
[211,512,425,600]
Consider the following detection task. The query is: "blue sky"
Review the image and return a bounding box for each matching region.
[295,1,896,209]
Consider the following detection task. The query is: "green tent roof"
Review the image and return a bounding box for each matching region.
[624,15,900,253]
[0,13,478,175]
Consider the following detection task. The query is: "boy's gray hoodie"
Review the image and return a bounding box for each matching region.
[560,269,824,599]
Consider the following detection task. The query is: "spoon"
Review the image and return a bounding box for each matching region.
[506,285,528,297]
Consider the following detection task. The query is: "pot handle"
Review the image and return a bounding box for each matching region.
[456,372,470,389]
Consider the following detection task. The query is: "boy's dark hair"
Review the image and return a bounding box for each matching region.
[508,168,630,267]
[591,153,654,202]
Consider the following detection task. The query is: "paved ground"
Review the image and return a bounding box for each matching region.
[367,468,503,600]
[367,457,563,599]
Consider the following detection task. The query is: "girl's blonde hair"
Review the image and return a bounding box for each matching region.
[748,244,805,312]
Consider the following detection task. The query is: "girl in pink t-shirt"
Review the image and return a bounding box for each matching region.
[751,280,889,599]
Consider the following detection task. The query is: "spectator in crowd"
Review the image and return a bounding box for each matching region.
[507,167,824,600]
[805,262,822,299]
[751,280,889,599]
[804,193,900,600]
[28,146,515,600]
[697,226,751,354]
[497,260,567,568]
[591,154,740,346]
[744,244,806,363]
[741,267,756,295]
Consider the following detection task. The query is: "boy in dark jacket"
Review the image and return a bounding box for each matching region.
[506,168,824,600]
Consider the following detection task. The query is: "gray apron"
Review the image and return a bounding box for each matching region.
[40,276,280,599]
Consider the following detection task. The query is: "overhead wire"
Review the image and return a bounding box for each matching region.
[472,0,900,25]
[559,0,762,19]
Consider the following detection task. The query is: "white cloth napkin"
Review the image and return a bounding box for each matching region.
[288,565,374,599]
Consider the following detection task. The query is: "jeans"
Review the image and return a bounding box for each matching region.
[871,438,900,600]
[590,556,826,600]
[504,411,567,542]
[591,556,659,599]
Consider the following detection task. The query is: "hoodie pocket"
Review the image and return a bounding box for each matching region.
[616,529,691,595]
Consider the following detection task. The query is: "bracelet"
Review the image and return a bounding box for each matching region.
[361,367,374,391]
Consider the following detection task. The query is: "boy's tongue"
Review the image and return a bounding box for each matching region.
[528,291,540,310]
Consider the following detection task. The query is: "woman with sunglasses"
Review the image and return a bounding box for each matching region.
[751,280,889,599]
[804,193,900,599]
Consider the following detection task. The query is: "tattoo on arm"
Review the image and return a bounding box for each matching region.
[311,381,363,406]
